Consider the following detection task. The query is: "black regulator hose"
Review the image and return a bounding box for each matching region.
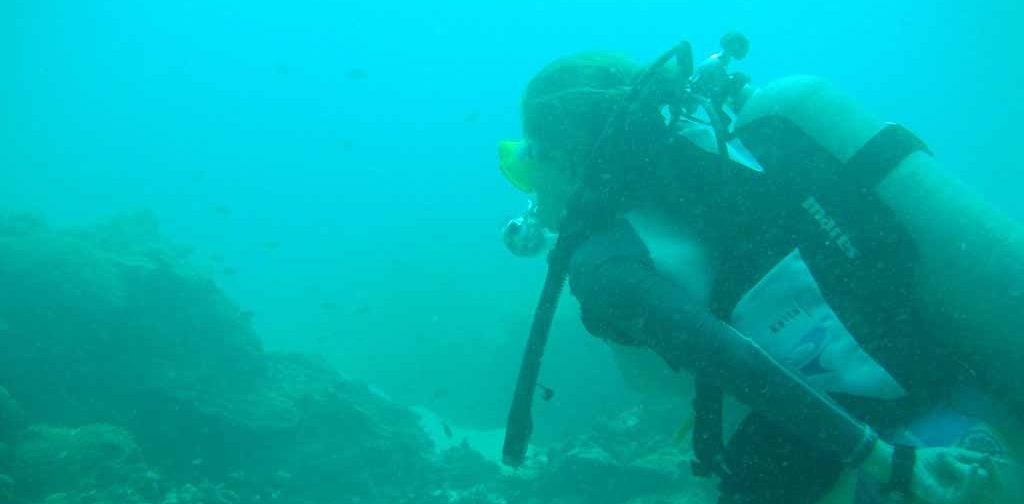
[501,242,571,467]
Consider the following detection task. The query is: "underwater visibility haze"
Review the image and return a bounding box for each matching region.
[1,0,1023,503]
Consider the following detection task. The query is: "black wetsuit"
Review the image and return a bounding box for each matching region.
[567,120,960,502]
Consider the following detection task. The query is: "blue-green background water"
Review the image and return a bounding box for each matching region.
[3,0,1022,447]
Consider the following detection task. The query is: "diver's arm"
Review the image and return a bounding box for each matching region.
[569,229,878,466]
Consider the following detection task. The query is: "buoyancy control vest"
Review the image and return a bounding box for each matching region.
[657,113,968,501]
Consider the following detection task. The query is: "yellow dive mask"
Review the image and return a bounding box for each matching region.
[498,140,537,193]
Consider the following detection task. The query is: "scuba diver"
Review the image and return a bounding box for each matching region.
[496,33,1024,504]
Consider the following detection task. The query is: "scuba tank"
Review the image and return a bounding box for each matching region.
[733,72,1024,421]
[502,34,752,467]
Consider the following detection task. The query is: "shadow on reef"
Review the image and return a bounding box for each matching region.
[0,211,717,504]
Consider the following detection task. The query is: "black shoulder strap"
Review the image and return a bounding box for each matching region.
[843,123,931,190]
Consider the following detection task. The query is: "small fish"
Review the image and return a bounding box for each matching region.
[0,318,9,333]
[263,240,281,251]
[275,63,290,76]
[223,267,237,277]
[537,384,555,402]
[430,388,449,402]
[321,301,338,311]
[442,422,453,439]
[338,138,354,150]
[463,110,481,123]
[347,68,369,81]
[673,414,696,446]
[213,205,231,216]
[352,304,370,316]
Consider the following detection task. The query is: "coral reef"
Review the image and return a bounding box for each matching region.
[0,211,716,504]
[510,406,715,504]
[1,385,24,500]
[0,211,263,428]
[10,424,157,503]
[197,353,440,503]
[0,213,442,503]
[0,386,25,443]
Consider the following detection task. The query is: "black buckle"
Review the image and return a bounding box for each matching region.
[883,444,917,496]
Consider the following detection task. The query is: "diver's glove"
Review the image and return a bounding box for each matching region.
[502,201,553,258]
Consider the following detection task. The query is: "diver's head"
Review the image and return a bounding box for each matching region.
[499,52,646,229]
[720,31,750,61]
[522,52,640,163]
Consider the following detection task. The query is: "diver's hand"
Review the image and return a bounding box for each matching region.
[909,447,994,504]
[861,442,993,504]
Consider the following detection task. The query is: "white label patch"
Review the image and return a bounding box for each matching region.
[730,249,906,400]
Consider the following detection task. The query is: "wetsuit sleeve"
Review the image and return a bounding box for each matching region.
[568,220,877,465]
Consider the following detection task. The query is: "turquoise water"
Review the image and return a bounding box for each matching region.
[1,1,1022,503]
